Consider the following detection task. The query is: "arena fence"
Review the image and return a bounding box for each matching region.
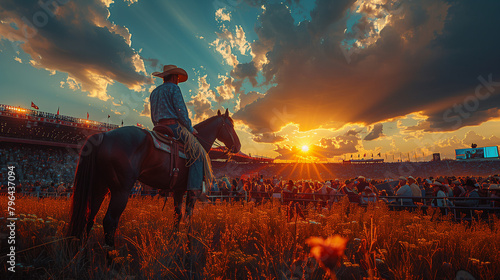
[3,190,498,221]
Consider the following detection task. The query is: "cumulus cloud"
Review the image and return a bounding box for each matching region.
[239,91,264,109]
[211,25,251,67]
[230,61,258,87]
[430,130,500,158]
[233,0,500,135]
[216,75,236,102]
[211,37,239,67]
[274,129,360,160]
[140,97,150,117]
[364,123,384,141]
[187,75,216,122]
[124,0,139,6]
[253,133,285,143]
[0,0,152,101]
[215,7,231,22]
[461,131,500,148]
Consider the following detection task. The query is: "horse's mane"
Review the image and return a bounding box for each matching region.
[194,114,234,128]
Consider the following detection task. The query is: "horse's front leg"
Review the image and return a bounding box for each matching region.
[103,191,130,248]
[185,190,196,221]
[173,190,184,231]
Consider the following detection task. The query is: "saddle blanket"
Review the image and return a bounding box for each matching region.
[147,131,187,159]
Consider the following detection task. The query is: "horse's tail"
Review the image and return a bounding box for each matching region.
[67,133,103,239]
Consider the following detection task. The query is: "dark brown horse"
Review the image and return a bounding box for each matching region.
[67,109,240,247]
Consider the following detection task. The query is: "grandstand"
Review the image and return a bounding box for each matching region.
[0,104,267,162]
[0,104,118,148]
[209,147,274,163]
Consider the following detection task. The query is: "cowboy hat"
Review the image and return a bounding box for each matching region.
[431,181,443,187]
[152,65,188,82]
[407,176,416,181]
[489,184,500,191]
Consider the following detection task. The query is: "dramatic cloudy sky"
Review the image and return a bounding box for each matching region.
[1,0,499,161]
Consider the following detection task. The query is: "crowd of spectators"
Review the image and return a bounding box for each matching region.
[0,143,78,195]
[208,174,500,210]
[1,143,499,212]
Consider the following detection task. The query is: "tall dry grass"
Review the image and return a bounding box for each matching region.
[0,195,499,279]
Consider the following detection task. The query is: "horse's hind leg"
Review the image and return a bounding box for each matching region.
[173,190,184,231]
[86,185,108,236]
[103,190,130,248]
[185,190,196,220]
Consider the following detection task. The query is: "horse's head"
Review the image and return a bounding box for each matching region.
[216,109,241,154]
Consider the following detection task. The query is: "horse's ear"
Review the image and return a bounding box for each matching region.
[224,108,229,117]
[217,109,221,116]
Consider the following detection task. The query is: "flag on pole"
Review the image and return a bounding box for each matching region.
[57,107,59,115]
[363,153,366,157]
[107,115,110,119]
[31,102,39,110]
[121,120,124,126]
[87,112,89,120]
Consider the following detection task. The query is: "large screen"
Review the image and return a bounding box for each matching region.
[455,146,499,159]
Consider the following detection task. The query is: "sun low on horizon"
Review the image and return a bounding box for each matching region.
[301,145,310,152]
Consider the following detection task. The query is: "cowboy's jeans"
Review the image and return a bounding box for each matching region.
[166,123,203,191]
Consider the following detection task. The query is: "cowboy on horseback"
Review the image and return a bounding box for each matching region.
[150,64,208,201]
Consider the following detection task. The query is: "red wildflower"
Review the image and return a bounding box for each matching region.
[306,235,348,270]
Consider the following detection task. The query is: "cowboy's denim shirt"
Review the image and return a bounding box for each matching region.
[150,82,193,132]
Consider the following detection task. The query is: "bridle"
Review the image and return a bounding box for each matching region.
[197,116,236,156]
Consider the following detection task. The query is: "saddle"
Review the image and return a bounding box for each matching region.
[148,124,187,190]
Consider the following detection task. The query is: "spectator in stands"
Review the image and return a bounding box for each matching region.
[431,181,451,207]
[222,175,231,191]
[451,180,465,197]
[378,190,390,203]
[57,183,66,194]
[479,182,490,200]
[339,179,360,203]
[408,176,421,203]
[454,179,480,207]
[327,181,340,203]
[489,184,500,207]
[332,179,341,191]
[393,176,413,205]
[210,180,219,192]
[219,180,230,202]
[48,182,56,193]
[231,178,238,192]
[356,176,369,193]
[360,185,377,204]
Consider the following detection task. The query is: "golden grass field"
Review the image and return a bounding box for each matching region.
[1,195,499,280]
